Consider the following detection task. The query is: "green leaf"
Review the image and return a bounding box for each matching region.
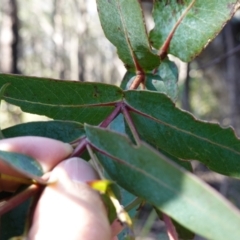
[120,72,137,90]
[156,58,178,102]
[2,120,85,142]
[159,148,192,172]
[85,125,240,240]
[150,0,240,62]
[0,74,123,125]
[109,113,126,135]
[124,90,240,178]
[97,0,160,71]
[173,220,195,240]
[121,58,178,101]
[101,193,117,224]
[0,150,44,180]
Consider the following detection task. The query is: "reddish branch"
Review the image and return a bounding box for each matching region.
[163,213,179,240]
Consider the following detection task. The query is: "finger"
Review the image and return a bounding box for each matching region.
[0,137,72,192]
[111,218,124,237]
[28,157,112,240]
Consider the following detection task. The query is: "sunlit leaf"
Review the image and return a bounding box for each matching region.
[97,0,160,71]
[124,90,240,178]
[121,58,178,102]
[85,124,240,240]
[150,0,240,61]
[101,193,117,224]
[0,74,123,125]
[87,179,112,193]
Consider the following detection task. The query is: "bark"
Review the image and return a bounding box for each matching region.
[9,0,20,74]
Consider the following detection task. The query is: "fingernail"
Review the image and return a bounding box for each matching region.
[64,143,73,156]
[62,157,99,183]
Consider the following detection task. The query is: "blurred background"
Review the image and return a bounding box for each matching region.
[1,0,240,239]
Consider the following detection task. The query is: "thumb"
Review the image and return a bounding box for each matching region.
[28,157,112,240]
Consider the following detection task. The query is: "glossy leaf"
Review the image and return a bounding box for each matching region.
[85,125,240,240]
[124,90,240,178]
[150,0,240,61]
[0,74,123,125]
[2,120,85,142]
[97,0,160,71]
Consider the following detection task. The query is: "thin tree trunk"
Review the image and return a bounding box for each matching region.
[9,0,20,74]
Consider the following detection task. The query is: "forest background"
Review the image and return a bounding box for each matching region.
[1,0,240,239]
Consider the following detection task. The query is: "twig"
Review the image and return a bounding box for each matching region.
[163,213,179,240]
[86,144,105,179]
[122,106,140,145]
[70,137,87,157]
[0,184,40,216]
[99,104,122,128]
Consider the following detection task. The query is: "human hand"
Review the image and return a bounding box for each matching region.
[0,137,122,240]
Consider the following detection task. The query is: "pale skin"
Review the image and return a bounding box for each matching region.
[0,137,122,240]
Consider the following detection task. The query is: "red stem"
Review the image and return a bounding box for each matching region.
[99,104,122,128]
[129,72,145,90]
[0,184,40,216]
[70,137,88,157]
[163,213,179,240]
[122,106,140,145]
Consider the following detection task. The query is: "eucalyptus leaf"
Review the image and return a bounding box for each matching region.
[159,148,192,172]
[121,58,178,102]
[0,150,43,180]
[85,124,240,240]
[124,90,240,178]
[97,0,160,71]
[157,58,178,102]
[2,120,85,142]
[0,74,123,125]
[150,0,240,61]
